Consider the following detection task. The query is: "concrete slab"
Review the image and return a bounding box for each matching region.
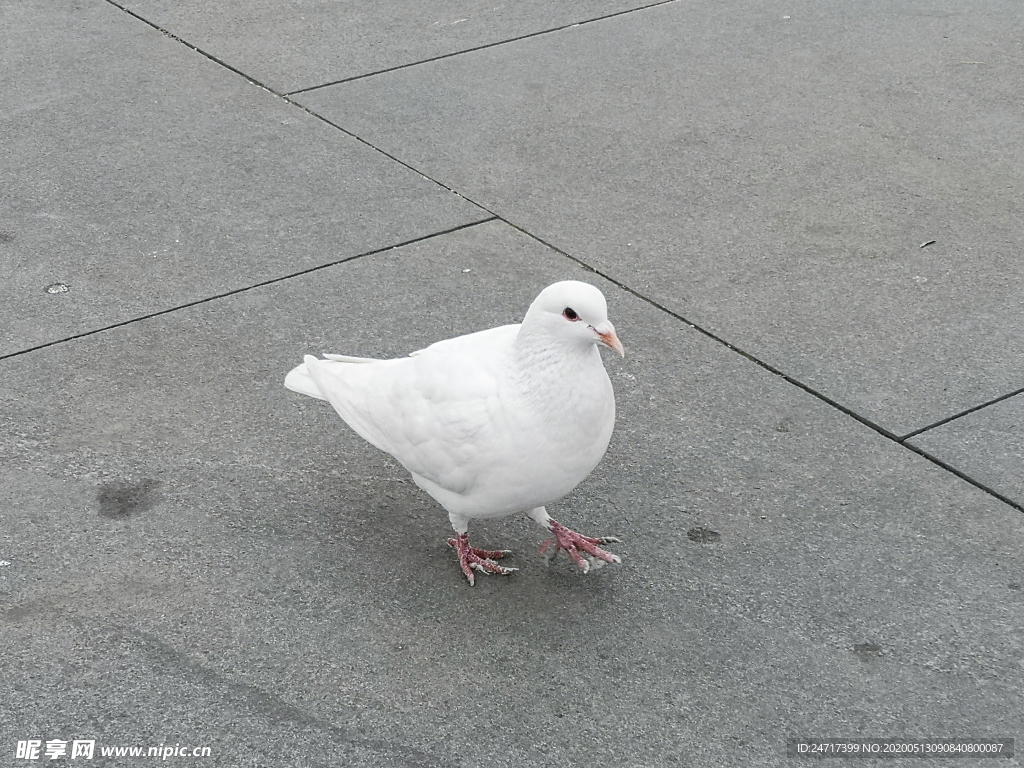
[3,221,1022,766]
[908,393,1024,510]
[115,0,666,94]
[296,0,1024,437]
[0,1,486,358]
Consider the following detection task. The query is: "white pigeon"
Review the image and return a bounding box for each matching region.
[284,280,624,585]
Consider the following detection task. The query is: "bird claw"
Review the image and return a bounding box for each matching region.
[539,520,622,574]
[448,534,517,586]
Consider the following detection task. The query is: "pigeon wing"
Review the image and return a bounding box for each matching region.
[302,325,519,496]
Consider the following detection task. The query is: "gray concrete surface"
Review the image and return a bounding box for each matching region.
[3,1,1023,767]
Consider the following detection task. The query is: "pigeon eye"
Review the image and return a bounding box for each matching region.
[562,307,579,321]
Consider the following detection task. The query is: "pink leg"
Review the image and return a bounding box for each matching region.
[446,533,516,586]
[539,520,622,574]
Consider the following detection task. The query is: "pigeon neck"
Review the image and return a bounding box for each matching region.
[512,322,600,373]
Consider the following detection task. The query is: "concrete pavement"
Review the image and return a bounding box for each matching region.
[2,1,1022,766]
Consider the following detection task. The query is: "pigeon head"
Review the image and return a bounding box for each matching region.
[522,281,625,357]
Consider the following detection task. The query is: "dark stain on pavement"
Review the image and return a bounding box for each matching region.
[0,231,14,243]
[853,642,883,660]
[3,606,31,623]
[98,479,162,519]
[687,526,720,543]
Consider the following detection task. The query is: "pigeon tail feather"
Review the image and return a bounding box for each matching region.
[285,352,382,399]
[323,353,380,364]
[300,355,398,457]
[284,362,327,400]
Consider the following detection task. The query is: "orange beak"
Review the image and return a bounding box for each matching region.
[594,321,625,357]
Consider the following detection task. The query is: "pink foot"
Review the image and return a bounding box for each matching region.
[447,533,517,586]
[539,520,622,574]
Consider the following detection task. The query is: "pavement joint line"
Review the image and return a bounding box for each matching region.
[285,0,682,96]
[108,0,502,250]
[899,443,1024,514]
[103,0,285,97]
[0,217,496,362]
[898,384,1024,442]
[106,0,679,99]
[282,99,501,212]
